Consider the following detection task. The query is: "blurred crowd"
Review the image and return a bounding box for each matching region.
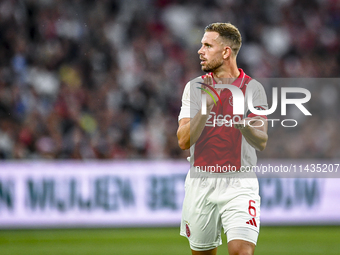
[0,0,339,160]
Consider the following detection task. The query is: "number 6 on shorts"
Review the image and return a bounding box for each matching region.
[248,200,256,217]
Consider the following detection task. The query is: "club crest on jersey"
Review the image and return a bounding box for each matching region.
[185,223,191,237]
[229,95,233,106]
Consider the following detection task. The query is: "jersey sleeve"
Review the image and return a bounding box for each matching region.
[178,81,201,121]
[245,80,268,118]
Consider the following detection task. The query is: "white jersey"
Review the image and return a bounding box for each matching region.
[178,69,268,172]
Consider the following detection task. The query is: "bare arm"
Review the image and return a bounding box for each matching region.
[234,116,268,151]
[177,104,214,150]
[177,74,219,150]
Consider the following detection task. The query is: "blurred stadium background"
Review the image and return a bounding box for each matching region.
[0,0,340,254]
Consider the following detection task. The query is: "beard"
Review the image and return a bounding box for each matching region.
[201,58,223,73]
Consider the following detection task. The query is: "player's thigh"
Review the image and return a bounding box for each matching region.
[180,177,222,250]
[191,247,217,255]
[228,239,255,255]
[221,178,260,243]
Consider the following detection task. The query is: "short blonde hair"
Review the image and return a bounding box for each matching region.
[205,22,242,56]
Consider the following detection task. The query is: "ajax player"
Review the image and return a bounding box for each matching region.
[177,23,268,255]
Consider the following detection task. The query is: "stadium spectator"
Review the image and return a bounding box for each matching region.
[0,0,339,160]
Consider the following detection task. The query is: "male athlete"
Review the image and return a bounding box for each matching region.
[177,23,268,255]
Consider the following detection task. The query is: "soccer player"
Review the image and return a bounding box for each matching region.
[177,23,269,255]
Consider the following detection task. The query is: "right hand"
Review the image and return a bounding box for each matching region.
[202,74,222,108]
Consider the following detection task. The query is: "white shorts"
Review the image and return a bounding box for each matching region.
[180,171,260,251]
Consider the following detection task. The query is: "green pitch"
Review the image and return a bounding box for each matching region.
[0,226,339,255]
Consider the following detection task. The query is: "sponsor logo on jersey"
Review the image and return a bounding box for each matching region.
[206,112,242,127]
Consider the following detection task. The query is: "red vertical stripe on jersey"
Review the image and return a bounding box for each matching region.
[194,69,251,172]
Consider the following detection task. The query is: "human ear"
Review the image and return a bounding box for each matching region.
[223,46,231,59]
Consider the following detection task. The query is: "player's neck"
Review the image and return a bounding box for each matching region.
[213,62,240,80]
